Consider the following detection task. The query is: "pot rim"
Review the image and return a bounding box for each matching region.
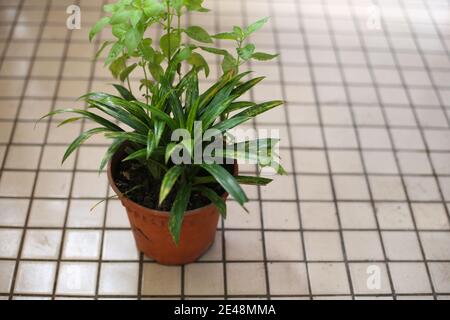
[107,143,236,218]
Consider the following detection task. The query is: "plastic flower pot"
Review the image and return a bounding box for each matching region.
[107,143,238,265]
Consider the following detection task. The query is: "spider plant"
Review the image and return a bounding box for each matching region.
[41,0,285,244]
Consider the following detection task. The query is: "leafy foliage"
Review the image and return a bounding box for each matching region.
[41,0,284,245]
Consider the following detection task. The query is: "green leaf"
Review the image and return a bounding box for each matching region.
[200,163,248,206]
[95,41,113,59]
[142,0,164,17]
[187,52,210,77]
[185,26,212,43]
[194,186,226,218]
[105,43,124,65]
[124,28,141,53]
[112,84,136,101]
[149,63,164,81]
[212,32,238,40]
[99,138,125,172]
[112,24,128,38]
[109,56,126,79]
[110,10,131,24]
[146,129,154,159]
[235,175,272,185]
[231,76,265,98]
[251,52,279,61]
[132,101,178,130]
[199,46,229,56]
[130,9,143,27]
[224,101,256,114]
[169,183,192,245]
[237,43,255,61]
[160,32,181,58]
[57,117,83,127]
[233,26,244,38]
[119,63,137,82]
[165,139,192,163]
[159,166,184,205]
[64,128,111,163]
[245,17,269,37]
[89,17,110,42]
[221,53,237,74]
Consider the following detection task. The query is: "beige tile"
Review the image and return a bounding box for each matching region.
[56,262,98,295]
[369,176,406,201]
[0,199,29,227]
[338,202,376,229]
[304,231,343,261]
[0,261,15,293]
[57,80,89,99]
[0,99,19,120]
[67,199,105,228]
[404,177,441,201]
[389,262,432,294]
[429,262,450,293]
[76,146,108,170]
[309,263,350,295]
[293,150,328,173]
[63,230,101,260]
[260,174,297,200]
[99,263,139,295]
[34,171,72,198]
[62,61,92,78]
[67,43,96,59]
[31,60,61,77]
[262,202,299,230]
[227,263,267,295]
[225,231,263,261]
[268,263,309,295]
[382,231,422,261]
[25,79,57,97]
[0,79,24,97]
[0,229,22,258]
[22,229,62,259]
[184,263,224,295]
[297,175,333,200]
[412,203,450,230]
[328,150,364,173]
[19,99,53,120]
[36,42,65,58]
[72,172,108,198]
[12,121,47,143]
[198,231,222,261]
[41,26,68,41]
[0,171,36,197]
[343,231,384,261]
[5,145,41,169]
[335,175,370,200]
[349,263,391,294]
[28,199,67,227]
[224,201,260,229]
[0,122,13,143]
[363,151,398,174]
[102,230,139,260]
[105,200,129,228]
[141,264,181,295]
[6,42,35,58]
[40,145,76,170]
[265,231,303,260]
[0,60,30,77]
[14,261,56,294]
[420,232,450,260]
[375,202,414,229]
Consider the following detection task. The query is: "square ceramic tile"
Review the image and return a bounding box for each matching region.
[324,127,358,148]
[102,230,139,261]
[184,263,224,295]
[397,152,432,174]
[34,171,72,198]
[268,263,309,295]
[420,232,450,260]
[333,175,370,200]
[382,231,423,261]
[14,261,56,294]
[369,176,406,201]
[343,231,384,261]
[62,230,101,260]
[265,231,303,261]
[4,145,41,169]
[301,202,338,230]
[328,150,363,173]
[67,199,105,228]
[0,229,22,258]
[428,263,450,293]
[71,172,108,198]
[141,264,181,295]
[28,199,67,227]
[56,262,98,295]
[262,202,300,231]
[227,263,267,295]
[225,231,263,261]
[404,176,441,201]
[105,200,129,228]
[0,199,29,227]
[293,149,328,173]
[225,201,260,229]
[297,175,333,201]
[304,231,343,261]
[259,174,297,200]
[309,263,350,295]
[375,202,414,230]
[98,263,139,295]
[349,263,392,294]
[412,203,450,230]
[0,171,36,197]
[389,262,432,294]
[358,128,392,149]
[40,145,76,170]
[0,261,15,293]
[363,151,398,174]
[338,202,377,229]
[22,229,62,259]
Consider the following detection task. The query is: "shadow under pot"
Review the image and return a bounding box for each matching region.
[107,143,237,265]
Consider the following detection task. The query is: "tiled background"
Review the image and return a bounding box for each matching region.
[0,0,450,300]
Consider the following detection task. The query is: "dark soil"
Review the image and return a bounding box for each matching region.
[114,160,234,211]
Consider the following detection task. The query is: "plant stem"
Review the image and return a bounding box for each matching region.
[142,61,149,106]
[166,1,172,64]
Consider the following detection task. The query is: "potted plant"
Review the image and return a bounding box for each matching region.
[42,0,285,265]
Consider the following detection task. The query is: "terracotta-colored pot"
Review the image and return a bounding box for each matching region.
[107,144,237,265]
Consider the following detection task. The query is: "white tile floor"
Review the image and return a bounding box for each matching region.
[0,0,450,300]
